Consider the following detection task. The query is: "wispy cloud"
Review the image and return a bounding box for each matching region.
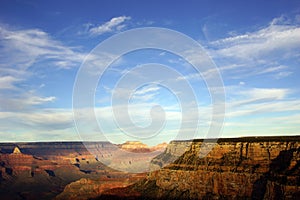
[131,85,161,102]
[0,25,85,70]
[206,15,300,80]
[0,108,77,141]
[224,86,298,117]
[0,76,22,90]
[256,65,288,75]
[212,23,300,59]
[0,92,56,111]
[211,15,300,54]
[229,87,291,107]
[0,25,86,110]
[89,16,131,36]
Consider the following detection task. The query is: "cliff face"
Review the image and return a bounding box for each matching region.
[136,137,300,199]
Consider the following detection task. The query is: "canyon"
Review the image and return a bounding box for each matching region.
[0,141,158,199]
[95,136,300,199]
[0,136,299,199]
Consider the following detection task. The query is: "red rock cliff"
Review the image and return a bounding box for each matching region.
[132,136,300,199]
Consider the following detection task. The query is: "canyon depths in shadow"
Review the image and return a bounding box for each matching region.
[0,136,299,199]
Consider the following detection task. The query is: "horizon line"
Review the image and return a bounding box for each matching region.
[0,135,299,145]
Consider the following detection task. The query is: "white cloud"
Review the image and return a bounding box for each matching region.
[25,95,56,105]
[240,87,289,100]
[21,109,73,129]
[109,85,161,104]
[211,17,300,59]
[256,65,287,75]
[89,16,131,36]
[206,16,300,80]
[273,71,293,79]
[134,85,160,95]
[0,76,22,90]
[131,85,161,101]
[225,86,298,118]
[0,92,56,111]
[0,25,85,70]
[0,109,77,141]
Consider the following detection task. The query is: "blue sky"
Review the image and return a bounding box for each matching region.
[0,0,300,145]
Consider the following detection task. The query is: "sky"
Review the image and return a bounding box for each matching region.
[0,0,299,145]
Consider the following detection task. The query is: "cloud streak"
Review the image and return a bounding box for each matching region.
[212,23,300,60]
[0,25,85,70]
[89,16,131,36]
[205,15,300,80]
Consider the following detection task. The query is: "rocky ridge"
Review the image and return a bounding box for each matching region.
[95,136,300,199]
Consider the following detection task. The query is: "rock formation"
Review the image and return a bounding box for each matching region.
[95,136,300,200]
[12,146,21,154]
[1,137,300,200]
[0,142,145,200]
[119,141,168,153]
[120,141,149,152]
[55,173,145,200]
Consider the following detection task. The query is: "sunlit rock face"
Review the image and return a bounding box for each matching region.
[120,141,150,152]
[138,136,300,199]
[93,136,300,200]
[12,147,21,154]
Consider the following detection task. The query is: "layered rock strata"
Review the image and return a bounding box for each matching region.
[95,136,300,200]
[140,136,300,199]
